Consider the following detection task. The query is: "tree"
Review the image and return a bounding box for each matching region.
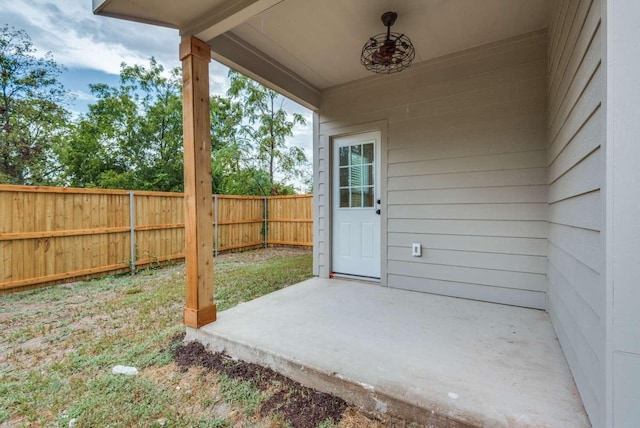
[59,59,183,191]
[209,94,252,194]
[0,25,69,185]
[227,70,308,195]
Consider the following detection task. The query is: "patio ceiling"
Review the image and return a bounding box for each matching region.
[94,0,550,108]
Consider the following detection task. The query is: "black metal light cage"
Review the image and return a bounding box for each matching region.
[360,12,415,74]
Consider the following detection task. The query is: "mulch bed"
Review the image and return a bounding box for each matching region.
[170,332,348,427]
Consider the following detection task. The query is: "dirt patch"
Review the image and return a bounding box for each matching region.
[172,333,348,428]
[338,408,387,428]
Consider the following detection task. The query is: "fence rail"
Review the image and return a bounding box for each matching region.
[0,185,312,292]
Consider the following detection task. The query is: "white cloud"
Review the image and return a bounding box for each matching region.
[210,62,231,95]
[1,0,180,74]
[1,1,241,92]
[68,89,97,102]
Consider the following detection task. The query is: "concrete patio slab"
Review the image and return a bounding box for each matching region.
[186,278,589,427]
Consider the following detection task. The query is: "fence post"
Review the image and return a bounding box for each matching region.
[213,194,218,257]
[263,196,268,248]
[129,191,136,275]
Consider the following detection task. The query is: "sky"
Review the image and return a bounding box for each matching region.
[0,0,313,188]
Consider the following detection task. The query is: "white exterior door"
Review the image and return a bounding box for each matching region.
[332,132,381,278]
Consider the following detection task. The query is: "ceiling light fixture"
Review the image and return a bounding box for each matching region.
[360,11,415,74]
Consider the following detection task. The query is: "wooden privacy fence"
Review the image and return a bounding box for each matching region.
[0,185,312,292]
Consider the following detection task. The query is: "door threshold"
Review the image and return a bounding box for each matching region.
[331,273,381,284]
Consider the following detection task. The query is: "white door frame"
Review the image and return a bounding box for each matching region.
[321,120,388,285]
[332,131,381,279]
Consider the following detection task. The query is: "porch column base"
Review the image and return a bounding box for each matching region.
[184,304,217,328]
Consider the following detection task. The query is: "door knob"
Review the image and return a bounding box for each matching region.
[376,209,381,215]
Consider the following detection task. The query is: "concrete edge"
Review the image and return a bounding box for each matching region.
[185,327,483,428]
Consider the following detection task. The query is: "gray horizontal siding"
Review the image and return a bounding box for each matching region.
[389,274,546,309]
[547,0,604,426]
[389,219,548,239]
[388,168,548,191]
[387,203,548,221]
[387,247,547,273]
[388,150,547,177]
[319,30,548,309]
[388,233,547,257]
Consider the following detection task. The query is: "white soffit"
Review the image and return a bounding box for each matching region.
[94,0,550,100]
[230,0,551,90]
[92,0,282,31]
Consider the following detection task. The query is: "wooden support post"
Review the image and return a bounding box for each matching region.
[129,191,136,275]
[180,36,216,328]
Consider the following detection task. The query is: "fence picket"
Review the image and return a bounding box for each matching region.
[0,185,312,292]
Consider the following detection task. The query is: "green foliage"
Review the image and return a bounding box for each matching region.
[209,94,256,194]
[58,58,184,191]
[58,62,309,195]
[0,25,70,185]
[227,70,308,195]
[1,25,311,195]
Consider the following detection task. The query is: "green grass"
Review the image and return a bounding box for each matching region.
[217,375,265,416]
[215,254,315,311]
[0,248,313,427]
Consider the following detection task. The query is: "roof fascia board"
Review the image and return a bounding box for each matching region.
[209,33,320,110]
[183,0,283,41]
[92,0,176,28]
[92,0,110,13]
